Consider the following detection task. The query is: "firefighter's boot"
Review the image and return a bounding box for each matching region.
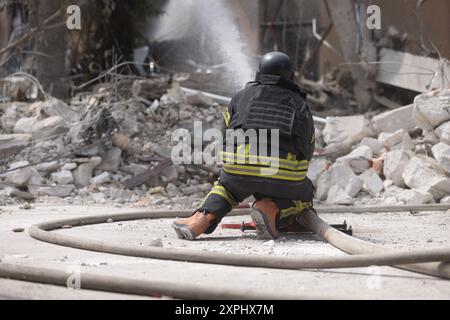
[172,211,217,241]
[251,199,280,240]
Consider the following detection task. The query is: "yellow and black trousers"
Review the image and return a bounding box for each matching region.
[198,152,315,234]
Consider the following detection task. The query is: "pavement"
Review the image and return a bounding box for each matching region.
[0,204,449,300]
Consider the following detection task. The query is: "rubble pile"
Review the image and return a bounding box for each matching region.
[1,75,225,208]
[311,89,450,206]
[1,73,449,208]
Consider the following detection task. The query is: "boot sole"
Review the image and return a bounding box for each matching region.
[251,207,278,240]
[172,222,196,241]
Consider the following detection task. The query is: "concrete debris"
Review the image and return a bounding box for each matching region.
[359,137,383,156]
[383,150,411,187]
[90,172,111,186]
[32,116,69,140]
[0,134,31,157]
[51,171,74,185]
[316,164,363,203]
[397,189,435,205]
[440,196,450,204]
[6,162,42,187]
[323,115,375,146]
[73,163,95,188]
[359,169,384,195]
[413,89,450,131]
[372,104,416,133]
[402,156,450,201]
[35,161,60,173]
[436,121,450,144]
[97,148,122,172]
[29,185,75,198]
[307,158,330,187]
[336,145,373,174]
[431,143,450,171]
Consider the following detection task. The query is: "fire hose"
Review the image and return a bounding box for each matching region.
[0,204,449,299]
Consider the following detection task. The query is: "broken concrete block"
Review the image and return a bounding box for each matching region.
[326,185,354,205]
[383,150,411,187]
[436,121,450,144]
[336,146,373,174]
[161,166,179,183]
[98,148,122,172]
[432,143,450,171]
[6,162,42,187]
[397,189,435,205]
[413,89,450,130]
[14,117,38,134]
[378,129,406,149]
[440,196,450,204]
[323,115,375,146]
[90,172,111,186]
[403,156,450,201]
[359,137,383,155]
[36,98,80,123]
[123,163,148,175]
[372,104,416,133]
[166,183,181,197]
[359,169,384,195]
[73,163,94,187]
[30,185,75,198]
[0,134,31,157]
[35,161,60,173]
[62,163,77,171]
[32,116,69,140]
[182,183,212,195]
[316,164,363,201]
[51,171,74,185]
[307,158,330,187]
[0,103,29,132]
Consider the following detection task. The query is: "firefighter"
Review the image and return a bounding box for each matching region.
[173,52,316,240]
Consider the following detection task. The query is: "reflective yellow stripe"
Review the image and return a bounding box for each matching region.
[224,111,231,128]
[200,184,237,208]
[223,164,307,181]
[280,201,313,218]
[221,152,308,171]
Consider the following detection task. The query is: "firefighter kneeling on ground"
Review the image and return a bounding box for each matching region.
[173,52,317,240]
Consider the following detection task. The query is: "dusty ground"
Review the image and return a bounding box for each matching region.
[0,204,449,300]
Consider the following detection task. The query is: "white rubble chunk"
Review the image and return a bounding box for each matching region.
[31,98,80,123]
[440,196,450,204]
[383,150,411,187]
[0,103,29,132]
[0,134,31,157]
[372,104,416,133]
[30,185,75,198]
[378,129,406,148]
[6,162,42,187]
[431,143,450,171]
[13,117,38,134]
[73,163,94,187]
[359,169,384,195]
[326,185,354,205]
[316,164,363,201]
[31,116,69,140]
[323,115,375,146]
[397,189,435,205]
[436,121,450,144]
[403,156,450,201]
[336,146,373,174]
[51,171,74,185]
[62,163,77,171]
[413,89,450,130]
[35,161,60,173]
[90,172,111,186]
[307,158,330,187]
[359,137,383,155]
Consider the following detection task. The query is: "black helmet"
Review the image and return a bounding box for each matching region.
[258,52,293,80]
